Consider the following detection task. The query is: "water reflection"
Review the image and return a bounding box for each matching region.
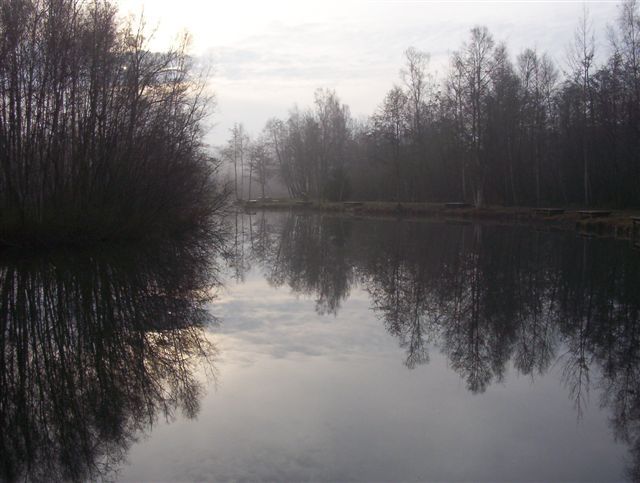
[0,239,221,482]
[234,211,640,480]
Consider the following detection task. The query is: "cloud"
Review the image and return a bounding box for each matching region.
[211,275,391,363]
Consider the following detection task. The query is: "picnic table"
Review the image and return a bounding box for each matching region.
[444,202,471,209]
[344,201,364,208]
[534,208,565,216]
[577,210,612,218]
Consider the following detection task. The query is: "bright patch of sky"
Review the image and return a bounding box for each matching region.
[118,1,621,145]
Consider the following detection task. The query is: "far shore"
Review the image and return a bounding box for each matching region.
[237,199,640,243]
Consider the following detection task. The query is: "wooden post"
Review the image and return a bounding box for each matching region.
[632,217,640,244]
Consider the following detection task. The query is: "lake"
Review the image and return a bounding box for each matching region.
[2,211,639,482]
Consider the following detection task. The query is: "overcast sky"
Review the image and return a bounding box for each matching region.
[118,1,621,146]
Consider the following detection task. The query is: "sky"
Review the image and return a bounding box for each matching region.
[117,1,622,146]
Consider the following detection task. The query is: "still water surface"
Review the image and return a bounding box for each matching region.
[2,211,640,481]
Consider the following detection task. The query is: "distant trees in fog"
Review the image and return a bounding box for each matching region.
[225,89,353,201]
[228,0,640,207]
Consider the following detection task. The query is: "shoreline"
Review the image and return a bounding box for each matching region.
[239,199,640,243]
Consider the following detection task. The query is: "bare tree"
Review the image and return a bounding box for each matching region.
[314,88,352,201]
[401,47,434,139]
[250,134,275,199]
[372,86,409,201]
[518,49,558,205]
[567,6,596,206]
[614,0,640,105]
[222,123,249,200]
[452,26,496,207]
[264,118,293,196]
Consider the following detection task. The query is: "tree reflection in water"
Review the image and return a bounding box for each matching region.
[236,211,640,480]
[0,238,222,482]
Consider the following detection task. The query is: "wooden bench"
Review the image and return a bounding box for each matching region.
[444,202,471,209]
[577,210,612,218]
[534,208,565,216]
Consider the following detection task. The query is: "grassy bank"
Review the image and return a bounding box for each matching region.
[240,199,640,242]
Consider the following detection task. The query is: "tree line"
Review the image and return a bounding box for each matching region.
[225,1,640,208]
